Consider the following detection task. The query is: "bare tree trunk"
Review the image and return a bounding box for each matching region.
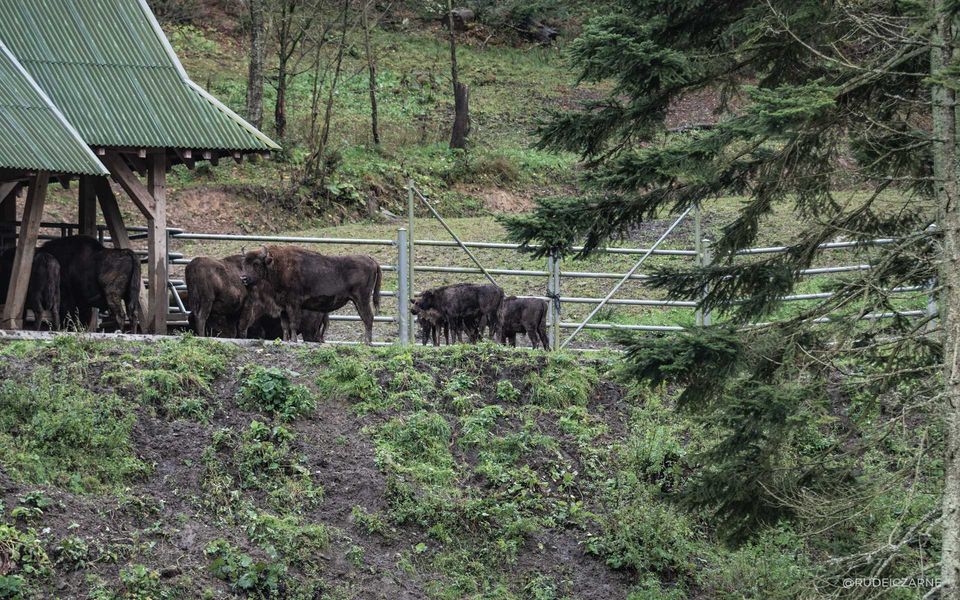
[306,0,350,182]
[450,82,470,149]
[275,60,289,140]
[245,0,266,129]
[447,0,469,149]
[362,0,381,146]
[933,0,960,595]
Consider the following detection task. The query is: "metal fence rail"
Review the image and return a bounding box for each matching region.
[0,199,931,349]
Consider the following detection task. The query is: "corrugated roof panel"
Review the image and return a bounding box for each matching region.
[0,0,279,152]
[0,42,107,175]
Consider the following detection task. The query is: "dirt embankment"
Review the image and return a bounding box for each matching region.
[0,337,639,599]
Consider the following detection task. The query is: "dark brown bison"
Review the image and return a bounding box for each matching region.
[0,249,60,330]
[412,283,504,343]
[247,310,329,342]
[241,246,382,343]
[186,256,250,337]
[414,306,448,346]
[38,235,141,332]
[497,296,549,350]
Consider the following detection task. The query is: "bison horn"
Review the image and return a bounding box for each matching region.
[241,245,246,255]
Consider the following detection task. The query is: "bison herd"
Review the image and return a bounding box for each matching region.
[0,237,551,349]
[0,235,141,331]
[411,283,549,350]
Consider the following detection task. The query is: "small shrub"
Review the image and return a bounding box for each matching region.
[0,524,50,581]
[237,366,314,421]
[53,535,89,570]
[235,421,322,511]
[526,356,597,408]
[119,565,172,600]
[206,539,286,596]
[351,506,395,538]
[496,380,521,403]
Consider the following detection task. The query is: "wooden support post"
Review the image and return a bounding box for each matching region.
[0,182,19,252]
[93,178,131,249]
[147,153,167,335]
[78,176,97,238]
[2,173,49,329]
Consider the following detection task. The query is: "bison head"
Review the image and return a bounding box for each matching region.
[241,246,273,287]
[410,290,436,316]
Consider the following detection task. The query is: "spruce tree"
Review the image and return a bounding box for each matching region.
[502,0,960,591]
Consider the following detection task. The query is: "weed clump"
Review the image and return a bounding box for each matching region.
[237,365,314,421]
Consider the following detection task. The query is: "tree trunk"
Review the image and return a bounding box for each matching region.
[447,0,469,149]
[450,82,470,149]
[362,0,381,146]
[933,0,960,595]
[306,0,350,182]
[275,65,288,140]
[245,0,265,129]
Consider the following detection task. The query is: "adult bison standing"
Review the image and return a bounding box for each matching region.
[39,235,141,332]
[241,245,382,343]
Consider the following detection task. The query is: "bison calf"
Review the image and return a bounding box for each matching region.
[0,250,60,330]
[497,296,549,350]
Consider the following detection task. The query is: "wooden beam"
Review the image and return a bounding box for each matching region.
[93,178,131,249]
[146,153,167,335]
[2,172,49,329]
[78,176,98,238]
[173,149,195,170]
[0,182,19,253]
[102,153,154,219]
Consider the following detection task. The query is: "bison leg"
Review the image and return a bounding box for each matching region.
[538,323,550,351]
[285,306,302,342]
[193,299,213,337]
[351,296,375,345]
[319,313,329,343]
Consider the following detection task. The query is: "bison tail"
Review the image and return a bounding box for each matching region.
[373,264,382,315]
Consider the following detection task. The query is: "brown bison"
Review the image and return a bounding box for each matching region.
[497,296,549,350]
[0,249,60,330]
[38,235,141,332]
[414,306,448,346]
[241,246,382,343]
[412,283,504,343]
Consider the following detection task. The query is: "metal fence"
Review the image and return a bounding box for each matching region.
[0,186,935,349]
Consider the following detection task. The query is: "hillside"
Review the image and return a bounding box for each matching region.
[0,335,937,599]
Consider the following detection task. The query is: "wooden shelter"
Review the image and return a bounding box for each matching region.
[0,0,279,333]
[0,40,109,329]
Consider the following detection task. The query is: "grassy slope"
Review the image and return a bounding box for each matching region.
[0,336,938,599]
[160,24,584,220]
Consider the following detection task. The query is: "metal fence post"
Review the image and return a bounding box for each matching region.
[547,252,561,350]
[407,180,415,305]
[696,238,712,327]
[397,228,411,345]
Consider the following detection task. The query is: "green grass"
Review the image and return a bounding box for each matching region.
[0,338,940,598]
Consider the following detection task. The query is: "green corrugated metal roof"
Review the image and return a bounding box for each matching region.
[0,0,279,152]
[0,41,107,176]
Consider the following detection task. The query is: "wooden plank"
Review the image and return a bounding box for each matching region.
[1,172,49,329]
[147,153,167,335]
[93,178,131,248]
[102,153,154,219]
[78,176,97,238]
